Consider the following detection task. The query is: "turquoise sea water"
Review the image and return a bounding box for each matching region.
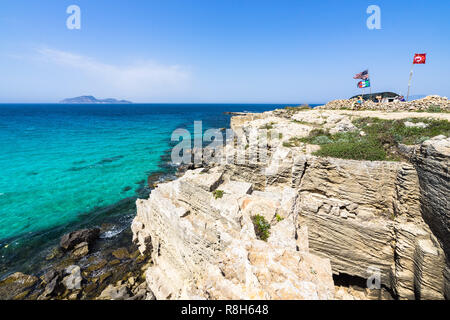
[0,103,302,274]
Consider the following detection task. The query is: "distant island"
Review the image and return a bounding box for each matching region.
[60,96,132,104]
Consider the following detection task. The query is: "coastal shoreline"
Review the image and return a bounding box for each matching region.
[0,147,177,276]
[1,97,449,300]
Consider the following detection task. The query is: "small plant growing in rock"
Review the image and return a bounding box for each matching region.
[252,214,271,241]
[282,136,303,147]
[275,214,284,222]
[291,119,311,125]
[260,122,276,130]
[415,136,430,144]
[213,190,224,199]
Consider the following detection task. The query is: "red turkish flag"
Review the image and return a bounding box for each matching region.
[413,53,426,64]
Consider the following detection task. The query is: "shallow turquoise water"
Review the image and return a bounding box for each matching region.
[0,103,293,243]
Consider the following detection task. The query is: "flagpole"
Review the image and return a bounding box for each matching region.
[407,62,414,101]
[362,87,365,105]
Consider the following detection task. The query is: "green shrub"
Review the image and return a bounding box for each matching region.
[312,135,333,145]
[427,105,442,113]
[252,215,271,241]
[301,117,450,161]
[213,190,224,199]
[315,139,387,161]
[415,136,430,144]
[275,214,284,222]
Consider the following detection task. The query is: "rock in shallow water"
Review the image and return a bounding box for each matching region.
[60,228,100,251]
[71,242,90,259]
[111,247,129,260]
[43,275,60,297]
[0,272,38,300]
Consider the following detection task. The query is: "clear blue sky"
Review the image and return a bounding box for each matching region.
[0,0,449,103]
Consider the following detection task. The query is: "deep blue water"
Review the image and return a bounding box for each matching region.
[0,103,302,274]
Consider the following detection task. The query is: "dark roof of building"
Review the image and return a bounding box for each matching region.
[350,92,399,101]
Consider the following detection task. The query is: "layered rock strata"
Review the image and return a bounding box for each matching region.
[132,167,335,299]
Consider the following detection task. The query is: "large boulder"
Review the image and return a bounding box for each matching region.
[60,228,100,251]
[62,265,82,290]
[98,283,130,300]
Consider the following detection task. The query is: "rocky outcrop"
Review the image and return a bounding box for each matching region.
[0,272,38,300]
[409,137,449,257]
[60,228,100,251]
[408,136,450,299]
[132,167,335,300]
[132,108,449,300]
[221,151,446,299]
[319,95,450,112]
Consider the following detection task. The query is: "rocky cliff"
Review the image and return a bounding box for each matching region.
[132,106,449,300]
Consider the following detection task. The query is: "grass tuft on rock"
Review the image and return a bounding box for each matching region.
[252,215,271,241]
[213,190,224,199]
[282,136,304,148]
[260,122,276,130]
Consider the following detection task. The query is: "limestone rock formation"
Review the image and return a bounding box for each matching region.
[408,136,450,299]
[132,107,449,300]
[132,167,335,300]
